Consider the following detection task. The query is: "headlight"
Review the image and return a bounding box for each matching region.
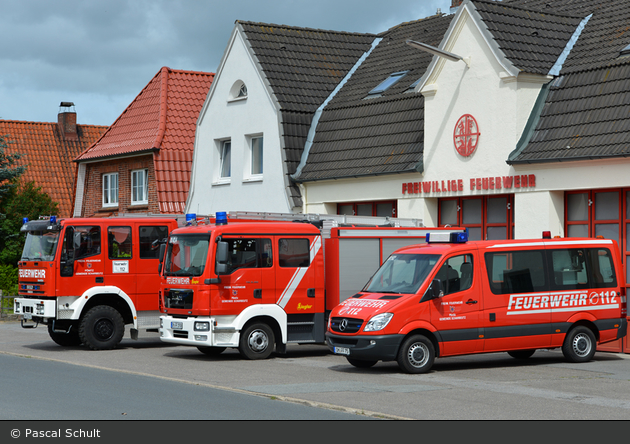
[363,313,393,332]
[194,321,210,332]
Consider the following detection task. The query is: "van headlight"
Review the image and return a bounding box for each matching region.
[363,313,393,332]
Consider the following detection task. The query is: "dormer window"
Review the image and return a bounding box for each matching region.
[367,71,408,97]
[229,80,248,101]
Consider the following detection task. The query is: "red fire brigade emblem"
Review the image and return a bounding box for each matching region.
[453,114,480,157]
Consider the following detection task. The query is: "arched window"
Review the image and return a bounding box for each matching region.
[229,80,248,101]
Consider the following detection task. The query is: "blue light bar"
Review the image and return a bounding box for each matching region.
[185,213,197,226]
[426,231,468,244]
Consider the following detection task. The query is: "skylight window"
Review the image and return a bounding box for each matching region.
[367,71,408,96]
[620,43,630,57]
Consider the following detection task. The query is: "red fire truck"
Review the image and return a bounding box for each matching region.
[158,211,461,359]
[14,216,179,350]
[326,231,628,373]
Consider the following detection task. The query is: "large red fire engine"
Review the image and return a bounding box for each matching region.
[158,211,462,359]
[326,231,628,373]
[14,216,179,350]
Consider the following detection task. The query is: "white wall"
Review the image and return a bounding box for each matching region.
[187,28,292,215]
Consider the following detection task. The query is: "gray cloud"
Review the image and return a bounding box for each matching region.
[0,0,450,125]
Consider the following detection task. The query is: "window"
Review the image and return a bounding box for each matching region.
[131,169,148,205]
[279,238,310,268]
[220,238,272,273]
[220,140,231,179]
[229,81,248,101]
[485,250,547,295]
[164,234,210,277]
[439,195,514,240]
[139,225,169,259]
[550,248,617,290]
[102,173,118,207]
[367,71,408,97]
[108,227,132,259]
[435,254,474,295]
[251,136,263,176]
[363,253,440,295]
[338,200,397,217]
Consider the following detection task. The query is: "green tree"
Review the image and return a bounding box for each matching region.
[0,180,59,267]
[0,134,25,201]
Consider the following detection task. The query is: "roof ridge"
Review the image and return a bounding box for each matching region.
[0,119,107,128]
[237,20,376,37]
[377,12,449,36]
[474,0,585,20]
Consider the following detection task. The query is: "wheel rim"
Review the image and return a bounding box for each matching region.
[407,342,429,368]
[93,318,115,341]
[572,332,592,358]
[248,329,269,353]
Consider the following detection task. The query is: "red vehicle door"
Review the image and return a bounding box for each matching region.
[57,224,105,297]
[428,252,483,356]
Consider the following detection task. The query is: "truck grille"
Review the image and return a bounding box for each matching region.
[330,317,363,334]
[165,289,193,309]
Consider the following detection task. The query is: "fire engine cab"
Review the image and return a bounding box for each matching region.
[14,216,179,350]
[326,232,628,373]
[158,211,461,359]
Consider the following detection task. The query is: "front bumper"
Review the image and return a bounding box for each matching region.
[326,332,404,362]
[160,315,240,348]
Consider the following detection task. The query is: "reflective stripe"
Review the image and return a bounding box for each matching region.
[277,236,321,308]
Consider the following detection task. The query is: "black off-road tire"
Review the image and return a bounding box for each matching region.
[397,334,435,374]
[346,357,378,368]
[507,349,536,359]
[47,322,82,346]
[79,305,125,350]
[562,326,597,363]
[197,346,227,356]
[238,323,275,360]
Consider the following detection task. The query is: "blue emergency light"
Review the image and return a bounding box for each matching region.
[215,211,228,226]
[185,213,197,226]
[426,230,469,244]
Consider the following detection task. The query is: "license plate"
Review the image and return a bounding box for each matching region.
[334,346,350,356]
[171,321,183,330]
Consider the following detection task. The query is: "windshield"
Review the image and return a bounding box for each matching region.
[164,234,210,277]
[21,231,60,261]
[363,253,440,294]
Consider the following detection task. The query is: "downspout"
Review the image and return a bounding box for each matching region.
[291,37,382,181]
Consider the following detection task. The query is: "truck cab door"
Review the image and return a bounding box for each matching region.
[58,225,105,296]
[275,236,320,314]
[428,253,483,355]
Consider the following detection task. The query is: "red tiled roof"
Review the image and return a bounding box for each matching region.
[0,119,108,218]
[76,67,214,213]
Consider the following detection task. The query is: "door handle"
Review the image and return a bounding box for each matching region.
[466,299,478,305]
[253,289,262,299]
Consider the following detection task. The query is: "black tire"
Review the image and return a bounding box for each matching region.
[197,346,226,356]
[47,322,82,346]
[79,305,125,350]
[562,326,597,363]
[346,357,378,368]
[507,349,536,359]
[238,323,274,360]
[397,334,435,374]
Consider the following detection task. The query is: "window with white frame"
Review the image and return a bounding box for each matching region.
[131,169,148,205]
[251,136,263,176]
[102,172,118,207]
[220,140,231,179]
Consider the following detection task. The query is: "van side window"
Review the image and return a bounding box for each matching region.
[435,254,473,295]
[224,238,273,273]
[551,248,616,290]
[108,226,132,259]
[485,250,547,295]
[139,225,169,259]
[279,238,310,267]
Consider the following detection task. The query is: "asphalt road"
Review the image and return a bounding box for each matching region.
[1,319,630,421]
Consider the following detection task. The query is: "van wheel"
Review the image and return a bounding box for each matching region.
[397,334,435,374]
[507,349,536,359]
[47,322,82,346]
[79,306,125,350]
[562,326,596,363]
[346,357,378,368]
[239,323,274,360]
[197,346,226,356]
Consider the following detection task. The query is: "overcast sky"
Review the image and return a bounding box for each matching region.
[0,0,452,126]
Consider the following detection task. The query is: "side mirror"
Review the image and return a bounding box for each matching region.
[215,241,229,275]
[158,244,166,264]
[421,279,443,302]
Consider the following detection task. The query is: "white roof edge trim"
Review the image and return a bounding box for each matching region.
[548,14,593,76]
[417,0,519,93]
[487,239,613,249]
[291,37,383,181]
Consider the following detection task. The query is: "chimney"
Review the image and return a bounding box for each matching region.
[58,102,78,141]
[450,0,463,13]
